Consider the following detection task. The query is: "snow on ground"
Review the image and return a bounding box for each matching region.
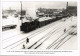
[2,16,22,40]
[2,16,77,50]
[2,20,61,49]
[58,35,77,50]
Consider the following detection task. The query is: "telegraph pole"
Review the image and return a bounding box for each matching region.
[20,1,23,23]
[66,2,68,9]
[66,2,68,16]
[20,1,22,16]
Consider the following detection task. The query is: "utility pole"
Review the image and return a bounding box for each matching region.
[20,1,23,23]
[66,2,68,9]
[20,1,22,16]
[66,2,68,15]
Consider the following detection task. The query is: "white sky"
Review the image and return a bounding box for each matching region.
[2,1,77,10]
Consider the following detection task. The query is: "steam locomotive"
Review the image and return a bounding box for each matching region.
[20,15,68,33]
[20,10,69,33]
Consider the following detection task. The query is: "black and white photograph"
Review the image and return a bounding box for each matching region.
[2,1,77,50]
[0,0,79,55]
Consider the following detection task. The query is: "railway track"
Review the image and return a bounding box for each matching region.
[2,17,72,41]
[10,21,64,49]
[3,18,77,49]
[27,25,76,49]
[3,20,62,49]
[55,31,77,49]
[27,28,58,49]
[2,20,61,41]
[2,32,23,41]
[11,20,74,49]
[46,28,77,49]
[46,23,77,49]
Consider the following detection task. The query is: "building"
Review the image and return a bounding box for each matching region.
[67,6,77,16]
